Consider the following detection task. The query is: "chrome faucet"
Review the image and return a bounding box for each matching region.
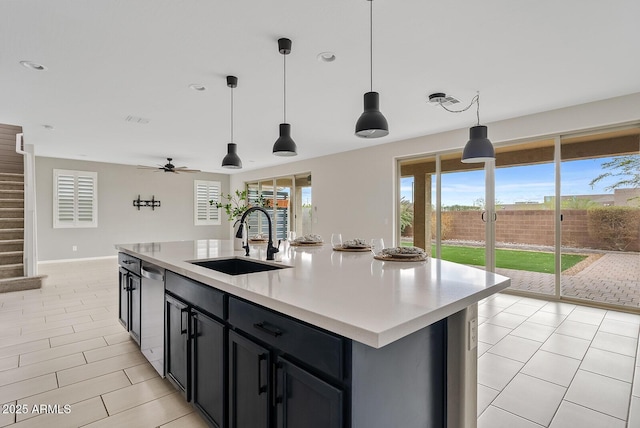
[235,206,279,261]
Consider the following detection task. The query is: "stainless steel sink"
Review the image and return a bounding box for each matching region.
[189,258,289,276]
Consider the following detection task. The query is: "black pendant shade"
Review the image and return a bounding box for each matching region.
[273,123,297,156]
[273,38,298,157]
[355,0,388,139]
[221,75,242,169]
[355,91,388,138]
[222,142,242,169]
[461,125,495,163]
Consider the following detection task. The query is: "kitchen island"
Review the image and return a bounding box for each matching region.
[117,239,510,428]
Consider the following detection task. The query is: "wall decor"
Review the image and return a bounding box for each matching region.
[133,195,161,210]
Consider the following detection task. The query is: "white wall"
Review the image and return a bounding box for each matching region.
[230,93,640,248]
[36,157,230,261]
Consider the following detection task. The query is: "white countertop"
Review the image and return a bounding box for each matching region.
[117,240,510,348]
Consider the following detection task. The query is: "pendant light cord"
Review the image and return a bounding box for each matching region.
[369,0,373,92]
[438,92,481,125]
[230,85,234,142]
[283,53,287,123]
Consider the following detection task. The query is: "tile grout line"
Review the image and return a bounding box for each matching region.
[624,328,640,426]
[479,298,639,425]
[542,307,604,426]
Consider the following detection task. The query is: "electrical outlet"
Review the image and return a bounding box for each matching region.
[72,245,77,252]
[468,318,478,351]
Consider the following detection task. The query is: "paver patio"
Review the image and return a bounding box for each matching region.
[498,253,640,308]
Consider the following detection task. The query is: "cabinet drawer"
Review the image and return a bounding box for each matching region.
[228,297,344,380]
[118,253,141,275]
[165,271,225,320]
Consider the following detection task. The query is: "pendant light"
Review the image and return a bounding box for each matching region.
[222,75,242,169]
[355,0,388,138]
[429,92,495,163]
[273,38,297,156]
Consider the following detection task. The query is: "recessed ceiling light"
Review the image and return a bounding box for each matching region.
[20,60,47,71]
[317,52,336,63]
[189,83,206,91]
[42,124,54,130]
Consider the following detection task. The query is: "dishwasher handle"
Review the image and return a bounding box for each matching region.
[141,266,164,281]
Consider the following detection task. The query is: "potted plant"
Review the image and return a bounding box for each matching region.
[213,189,250,222]
[210,190,265,249]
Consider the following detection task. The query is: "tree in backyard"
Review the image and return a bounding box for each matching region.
[400,197,413,235]
[590,155,640,191]
[561,196,598,209]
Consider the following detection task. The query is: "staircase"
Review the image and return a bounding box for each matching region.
[0,125,45,292]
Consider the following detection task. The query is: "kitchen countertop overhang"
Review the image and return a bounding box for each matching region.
[116,240,510,348]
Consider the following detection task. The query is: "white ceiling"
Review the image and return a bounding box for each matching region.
[2,0,640,173]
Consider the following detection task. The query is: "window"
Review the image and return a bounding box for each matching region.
[245,173,311,239]
[194,180,221,225]
[53,169,98,228]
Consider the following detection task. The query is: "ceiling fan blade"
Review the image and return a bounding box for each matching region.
[176,169,201,173]
[137,165,162,169]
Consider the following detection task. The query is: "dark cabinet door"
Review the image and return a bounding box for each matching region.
[229,330,270,428]
[192,309,225,428]
[166,295,190,399]
[118,267,129,330]
[129,274,141,345]
[276,357,343,428]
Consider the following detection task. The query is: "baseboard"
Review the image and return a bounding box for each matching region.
[38,255,118,264]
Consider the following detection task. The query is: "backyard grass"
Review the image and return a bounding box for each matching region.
[431,245,587,274]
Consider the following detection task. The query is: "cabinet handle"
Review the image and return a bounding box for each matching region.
[257,353,267,395]
[274,361,284,407]
[190,313,201,339]
[180,308,189,335]
[253,322,282,337]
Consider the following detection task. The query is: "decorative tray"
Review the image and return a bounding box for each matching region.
[373,254,428,262]
[333,245,371,252]
[291,241,323,247]
[291,234,323,246]
[374,246,427,261]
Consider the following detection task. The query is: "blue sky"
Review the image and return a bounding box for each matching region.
[401,157,629,206]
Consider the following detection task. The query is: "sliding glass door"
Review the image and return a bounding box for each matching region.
[560,128,640,309]
[398,125,640,311]
[493,140,556,297]
[246,173,312,240]
[400,154,485,262]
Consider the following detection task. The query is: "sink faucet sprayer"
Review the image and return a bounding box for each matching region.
[236,206,280,261]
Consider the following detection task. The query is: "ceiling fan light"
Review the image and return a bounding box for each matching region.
[222,143,242,169]
[461,125,495,163]
[273,123,297,156]
[355,92,388,138]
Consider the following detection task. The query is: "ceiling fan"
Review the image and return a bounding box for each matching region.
[137,158,200,174]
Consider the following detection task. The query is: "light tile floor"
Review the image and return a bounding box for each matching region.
[1,258,639,427]
[0,258,207,428]
[478,293,640,428]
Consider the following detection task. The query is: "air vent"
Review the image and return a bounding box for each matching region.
[125,115,150,124]
[427,93,460,107]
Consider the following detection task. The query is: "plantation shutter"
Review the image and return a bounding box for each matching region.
[194,180,221,225]
[53,170,97,228]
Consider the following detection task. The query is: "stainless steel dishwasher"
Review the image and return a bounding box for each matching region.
[140,261,165,377]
